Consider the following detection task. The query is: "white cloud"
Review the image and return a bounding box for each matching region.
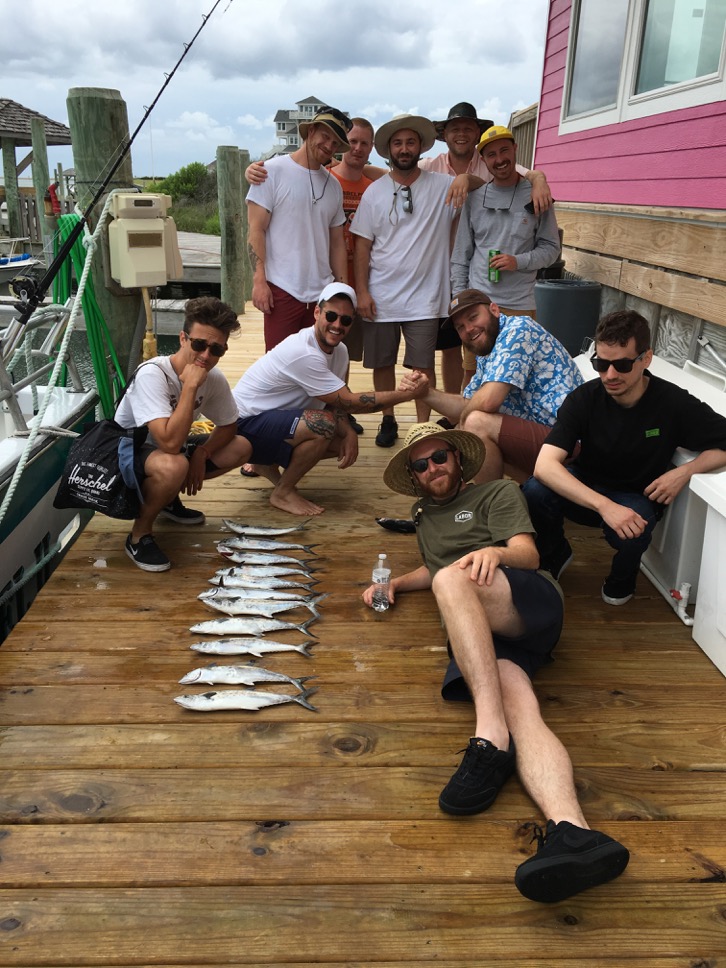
[2,0,549,175]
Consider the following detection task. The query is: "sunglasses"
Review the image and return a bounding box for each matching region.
[185,334,227,357]
[590,350,646,373]
[409,448,452,474]
[324,310,354,327]
[318,105,353,132]
[399,185,413,214]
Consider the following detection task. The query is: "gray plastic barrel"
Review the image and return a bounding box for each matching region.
[534,279,602,357]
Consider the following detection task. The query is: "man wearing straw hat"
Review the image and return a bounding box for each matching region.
[363,422,629,903]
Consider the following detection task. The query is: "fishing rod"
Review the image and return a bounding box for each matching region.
[10,0,231,323]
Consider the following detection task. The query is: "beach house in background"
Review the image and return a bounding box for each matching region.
[265,96,350,159]
[533,0,726,371]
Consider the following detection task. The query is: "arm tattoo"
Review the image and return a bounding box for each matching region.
[330,391,380,414]
[247,242,262,272]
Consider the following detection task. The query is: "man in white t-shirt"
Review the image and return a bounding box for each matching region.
[246,106,351,351]
[351,114,465,448]
[231,283,427,516]
[114,297,242,573]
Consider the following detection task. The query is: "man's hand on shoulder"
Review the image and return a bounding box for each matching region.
[245,161,267,186]
[528,170,553,214]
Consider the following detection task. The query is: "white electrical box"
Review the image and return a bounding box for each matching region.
[108,192,183,287]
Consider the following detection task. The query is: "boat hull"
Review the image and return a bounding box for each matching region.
[0,391,98,642]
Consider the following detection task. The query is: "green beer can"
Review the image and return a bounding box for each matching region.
[488,249,500,283]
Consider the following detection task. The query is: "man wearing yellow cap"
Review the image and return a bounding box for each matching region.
[452,125,562,383]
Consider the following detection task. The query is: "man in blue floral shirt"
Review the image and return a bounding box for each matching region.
[417,289,583,482]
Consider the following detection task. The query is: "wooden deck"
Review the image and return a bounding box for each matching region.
[1,307,725,966]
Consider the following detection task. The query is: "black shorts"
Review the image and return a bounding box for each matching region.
[441,567,562,702]
[435,317,462,351]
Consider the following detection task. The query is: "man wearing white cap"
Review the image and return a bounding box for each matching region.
[246,106,352,352]
[231,283,427,515]
[351,114,467,447]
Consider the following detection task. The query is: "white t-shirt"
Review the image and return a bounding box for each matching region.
[350,170,457,322]
[115,357,239,445]
[233,327,348,418]
[246,155,346,303]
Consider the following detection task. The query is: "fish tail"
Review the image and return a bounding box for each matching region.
[294,687,319,711]
[298,617,319,635]
[301,545,319,556]
[296,640,316,656]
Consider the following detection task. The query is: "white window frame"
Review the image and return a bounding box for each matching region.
[559,0,726,135]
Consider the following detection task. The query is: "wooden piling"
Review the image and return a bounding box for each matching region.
[66,87,141,376]
[30,117,54,253]
[216,145,245,314]
[1,137,21,239]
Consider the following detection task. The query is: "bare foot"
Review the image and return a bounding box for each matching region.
[270,487,325,516]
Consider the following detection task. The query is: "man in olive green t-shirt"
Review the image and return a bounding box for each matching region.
[362,421,629,905]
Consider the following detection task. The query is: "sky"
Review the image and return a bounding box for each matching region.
[3,0,549,181]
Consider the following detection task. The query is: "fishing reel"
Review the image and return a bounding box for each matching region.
[10,273,43,316]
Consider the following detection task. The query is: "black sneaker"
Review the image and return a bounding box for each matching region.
[348,413,364,435]
[375,415,398,448]
[439,735,516,815]
[542,540,573,581]
[159,495,205,525]
[601,574,636,605]
[376,517,416,535]
[515,820,630,903]
[125,533,171,572]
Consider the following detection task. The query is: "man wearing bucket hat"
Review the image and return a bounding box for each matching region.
[351,113,471,446]
[363,422,629,903]
[247,106,351,352]
[229,283,428,516]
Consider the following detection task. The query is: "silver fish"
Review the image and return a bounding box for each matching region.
[174,687,318,712]
[190,616,317,636]
[223,519,309,537]
[200,586,315,603]
[190,637,316,657]
[214,564,315,579]
[209,574,316,591]
[217,548,318,568]
[219,536,317,553]
[202,594,326,619]
[179,663,315,690]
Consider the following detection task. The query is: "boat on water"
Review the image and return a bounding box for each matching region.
[0,237,43,285]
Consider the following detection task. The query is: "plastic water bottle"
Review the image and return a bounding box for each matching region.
[371,553,391,612]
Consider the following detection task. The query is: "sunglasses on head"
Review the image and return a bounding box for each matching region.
[185,334,227,357]
[590,350,646,373]
[324,309,354,327]
[409,447,452,474]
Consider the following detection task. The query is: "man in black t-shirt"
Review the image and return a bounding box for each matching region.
[523,310,726,605]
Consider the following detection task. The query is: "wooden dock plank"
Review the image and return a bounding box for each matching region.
[1,301,724,967]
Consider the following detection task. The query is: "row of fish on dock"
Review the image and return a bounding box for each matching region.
[174,520,323,713]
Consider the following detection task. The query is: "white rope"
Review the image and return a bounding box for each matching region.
[0,190,119,527]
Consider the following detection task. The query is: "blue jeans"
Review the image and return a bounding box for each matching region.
[521,467,663,582]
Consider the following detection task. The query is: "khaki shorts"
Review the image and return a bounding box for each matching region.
[362,318,439,370]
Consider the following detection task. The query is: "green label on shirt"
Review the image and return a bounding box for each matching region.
[645,428,660,438]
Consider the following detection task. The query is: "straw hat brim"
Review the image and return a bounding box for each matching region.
[383,423,486,496]
[374,115,436,160]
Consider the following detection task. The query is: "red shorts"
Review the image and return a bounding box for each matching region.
[264,283,317,351]
[498,414,552,477]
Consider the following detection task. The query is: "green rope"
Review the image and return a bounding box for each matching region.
[53,215,127,417]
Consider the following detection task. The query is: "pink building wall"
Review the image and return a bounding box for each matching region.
[535,0,726,209]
